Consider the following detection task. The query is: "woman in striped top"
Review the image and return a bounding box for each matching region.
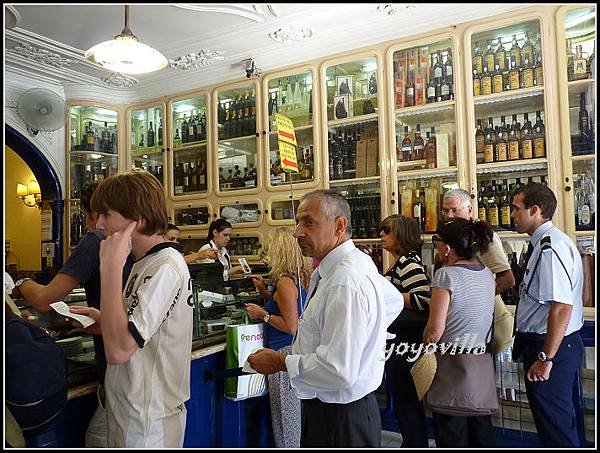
[380,214,431,448]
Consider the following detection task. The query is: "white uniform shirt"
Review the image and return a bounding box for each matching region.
[105,243,193,447]
[197,240,231,280]
[285,240,403,403]
[516,221,584,335]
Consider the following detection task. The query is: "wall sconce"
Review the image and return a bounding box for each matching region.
[17,180,42,208]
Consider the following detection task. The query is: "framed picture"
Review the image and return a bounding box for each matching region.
[336,75,353,97]
[333,94,354,119]
[357,78,369,99]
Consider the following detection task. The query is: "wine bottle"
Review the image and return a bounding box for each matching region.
[495,38,507,72]
[472,66,481,97]
[413,124,424,160]
[86,121,95,151]
[481,65,492,95]
[158,119,163,146]
[147,121,155,148]
[138,126,144,147]
[533,111,546,158]
[401,125,412,161]
[472,41,483,74]
[475,119,485,163]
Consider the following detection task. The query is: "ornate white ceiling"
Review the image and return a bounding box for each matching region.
[4,3,533,104]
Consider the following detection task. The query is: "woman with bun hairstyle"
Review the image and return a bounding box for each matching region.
[424,217,497,447]
[196,218,243,280]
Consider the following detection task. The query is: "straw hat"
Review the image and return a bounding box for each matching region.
[410,352,438,401]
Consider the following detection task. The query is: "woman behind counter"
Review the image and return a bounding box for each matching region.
[244,227,312,448]
[379,214,431,447]
[196,219,244,280]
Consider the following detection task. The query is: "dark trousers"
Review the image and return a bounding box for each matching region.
[432,412,496,447]
[520,331,584,447]
[300,393,381,447]
[385,340,428,447]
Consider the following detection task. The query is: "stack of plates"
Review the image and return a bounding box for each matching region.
[56,336,83,357]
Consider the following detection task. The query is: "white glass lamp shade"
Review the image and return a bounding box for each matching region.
[85,35,168,75]
[16,183,28,197]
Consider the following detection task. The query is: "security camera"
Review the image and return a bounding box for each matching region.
[244,58,261,78]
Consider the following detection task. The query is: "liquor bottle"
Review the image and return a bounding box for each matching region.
[413,124,424,160]
[484,118,495,163]
[571,45,589,81]
[521,56,534,88]
[521,31,534,65]
[578,92,591,152]
[484,40,495,76]
[191,111,198,142]
[508,124,520,160]
[533,111,546,158]
[401,184,414,218]
[424,131,436,169]
[405,71,415,107]
[511,113,522,142]
[181,115,189,143]
[487,184,499,228]
[508,55,520,90]
[242,91,250,136]
[510,34,521,69]
[493,64,504,94]
[86,121,95,151]
[174,128,181,142]
[218,101,226,125]
[138,126,144,147]
[477,185,488,221]
[182,162,189,192]
[481,65,492,95]
[533,52,544,86]
[473,66,482,97]
[443,48,453,84]
[427,77,437,103]
[236,94,245,136]
[499,183,511,229]
[174,161,184,195]
[200,112,207,141]
[495,38,507,72]
[577,176,592,230]
[413,188,426,230]
[158,119,163,146]
[147,121,155,148]
[495,127,508,162]
[424,185,439,233]
[440,74,451,101]
[100,122,110,151]
[401,125,412,161]
[475,119,485,163]
[521,121,533,159]
[472,41,484,74]
[189,161,197,192]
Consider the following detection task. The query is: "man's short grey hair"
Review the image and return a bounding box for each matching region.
[443,188,472,208]
[301,189,352,237]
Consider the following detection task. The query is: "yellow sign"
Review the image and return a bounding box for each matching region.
[274,113,297,146]
[278,140,299,173]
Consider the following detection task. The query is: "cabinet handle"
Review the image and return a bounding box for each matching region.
[391,199,395,205]
[256,132,260,137]
[565,186,572,192]
[262,131,266,135]
[213,213,217,217]
[264,209,269,214]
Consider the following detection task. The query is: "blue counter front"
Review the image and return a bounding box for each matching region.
[30,342,274,448]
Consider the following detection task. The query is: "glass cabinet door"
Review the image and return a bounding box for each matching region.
[265,69,317,188]
[170,202,212,229]
[129,104,165,185]
[170,95,209,199]
[265,194,302,225]
[469,19,550,236]
[215,83,259,193]
[215,199,262,228]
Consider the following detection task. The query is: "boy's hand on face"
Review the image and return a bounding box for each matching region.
[100,220,138,268]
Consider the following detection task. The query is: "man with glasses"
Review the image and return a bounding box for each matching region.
[510,183,584,447]
[439,188,515,354]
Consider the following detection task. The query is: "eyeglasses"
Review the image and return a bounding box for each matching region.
[440,206,468,216]
[380,225,392,235]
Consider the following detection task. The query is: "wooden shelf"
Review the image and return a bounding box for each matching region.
[395,100,455,124]
[474,86,544,105]
[397,166,457,180]
[329,175,380,186]
[327,112,379,128]
[172,140,208,150]
[476,158,547,174]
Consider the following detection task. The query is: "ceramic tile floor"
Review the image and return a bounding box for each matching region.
[381,431,437,448]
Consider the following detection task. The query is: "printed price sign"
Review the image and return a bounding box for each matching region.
[274,113,297,146]
[278,140,299,173]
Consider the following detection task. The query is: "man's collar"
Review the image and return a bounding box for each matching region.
[316,239,355,278]
[531,220,554,246]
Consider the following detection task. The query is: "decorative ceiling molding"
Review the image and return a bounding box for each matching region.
[5,5,21,29]
[102,73,138,89]
[173,4,268,22]
[269,25,313,44]
[374,4,417,16]
[9,42,73,68]
[168,49,225,70]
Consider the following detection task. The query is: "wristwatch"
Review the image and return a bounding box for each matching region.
[13,278,33,289]
[263,312,271,324]
[538,351,554,363]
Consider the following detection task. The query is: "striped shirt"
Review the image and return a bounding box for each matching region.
[431,263,495,347]
[385,251,431,311]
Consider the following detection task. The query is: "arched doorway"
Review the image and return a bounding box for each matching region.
[5,125,64,271]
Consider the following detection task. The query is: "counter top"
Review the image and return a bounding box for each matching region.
[67,340,227,400]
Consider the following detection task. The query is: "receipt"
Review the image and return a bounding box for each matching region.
[50,302,96,328]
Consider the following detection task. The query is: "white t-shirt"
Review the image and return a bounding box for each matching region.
[105,244,193,448]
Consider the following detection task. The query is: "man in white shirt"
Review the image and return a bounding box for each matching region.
[248,189,402,447]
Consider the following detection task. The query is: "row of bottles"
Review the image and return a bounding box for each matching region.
[344,191,382,239]
[475,111,546,164]
[396,124,447,169]
[574,174,595,231]
[400,181,442,233]
[217,90,257,140]
[229,237,262,256]
[328,122,378,180]
[477,175,547,229]
[268,76,313,129]
[356,243,384,274]
[70,161,117,198]
[393,46,454,108]
[173,158,207,194]
[571,92,595,155]
[175,208,210,226]
[567,42,595,81]
[69,209,86,247]
[73,121,117,153]
[502,241,530,305]
[218,163,257,190]
[271,145,315,185]
[175,112,205,145]
[472,31,543,96]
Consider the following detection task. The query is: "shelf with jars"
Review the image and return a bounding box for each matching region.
[215,83,260,195]
[265,194,302,225]
[265,69,317,190]
[214,198,262,229]
[128,104,165,185]
[169,202,212,230]
[170,95,209,199]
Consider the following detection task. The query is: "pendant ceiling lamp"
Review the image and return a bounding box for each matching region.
[85,5,167,75]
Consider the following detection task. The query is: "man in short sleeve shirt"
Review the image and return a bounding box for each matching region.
[511,183,584,447]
